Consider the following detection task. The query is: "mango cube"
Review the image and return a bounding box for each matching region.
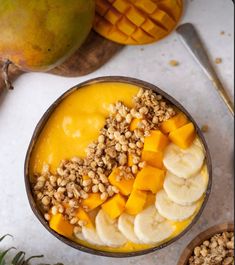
[132,28,154,43]
[144,130,169,153]
[135,0,157,13]
[125,189,147,215]
[81,193,106,211]
[141,19,166,38]
[76,208,93,228]
[150,10,175,30]
[158,0,182,21]
[105,8,122,25]
[141,150,163,169]
[49,213,74,238]
[126,6,146,26]
[113,0,130,13]
[169,122,196,149]
[128,153,134,167]
[102,194,126,219]
[130,118,141,131]
[82,175,89,180]
[145,192,156,208]
[160,112,188,134]
[108,168,134,196]
[117,16,136,35]
[133,166,165,193]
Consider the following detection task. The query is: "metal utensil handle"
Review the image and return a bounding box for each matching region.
[177,23,234,116]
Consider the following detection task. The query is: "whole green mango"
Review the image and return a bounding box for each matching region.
[0,0,95,71]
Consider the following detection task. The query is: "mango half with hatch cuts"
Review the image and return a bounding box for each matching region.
[0,0,95,71]
[94,0,183,45]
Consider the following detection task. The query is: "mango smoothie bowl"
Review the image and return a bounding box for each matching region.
[25,77,212,257]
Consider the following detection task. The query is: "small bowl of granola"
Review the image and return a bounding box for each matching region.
[25,76,212,257]
[178,223,234,265]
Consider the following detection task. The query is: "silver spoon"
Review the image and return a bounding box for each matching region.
[177,23,234,116]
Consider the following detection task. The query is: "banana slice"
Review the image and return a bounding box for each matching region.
[134,205,174,244]
[82,227,104,246]
[156,190,197,221]
[118,213,142,244]
[164,172,208,206]
[96,209,127,247]
[194,137,205,150]
[163,141,205,179]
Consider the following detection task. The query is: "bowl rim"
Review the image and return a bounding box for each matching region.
[24,76,212,258]
[177,222,234,265]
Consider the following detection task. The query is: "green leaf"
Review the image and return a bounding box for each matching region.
[23,255,43,265]
[38,263,64,265]
[0,234,64,265]
[0,235,12,242]
[0,248,16,265]
[11,251,25,265]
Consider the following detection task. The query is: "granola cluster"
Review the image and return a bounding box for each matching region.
[32,88,175,229]
[189,231,234,265]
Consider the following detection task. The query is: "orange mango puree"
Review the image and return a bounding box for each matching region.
[30,82,139,175]
[29,82,203,253]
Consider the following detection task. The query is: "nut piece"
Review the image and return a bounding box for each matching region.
[44,213,51,221]
[223,257,233,265]
[101,192,108,201]
[98,183,105,193]
[74,226,82,234]
[70,217,78,225]
[83,179,91,187]
[92,185,99,193]
[41,196,50,206]
[194,246,201,257]
[51,206,58,215]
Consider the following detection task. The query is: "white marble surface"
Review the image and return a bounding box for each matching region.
[0,0,234,264]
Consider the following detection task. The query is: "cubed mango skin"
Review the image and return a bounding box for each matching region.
[133,165,165,193]
[108,168,134,196]
[144,130,169,153]
[94,0,183,45]
[49,213,74,238]
[94,0,183,44]
[81,193,106,211]
[130,118,141,131]
[101,194,126,219]
[141,150,163,169]
[160,112,188,134]
[169,122,196,149]
[76,208,93,228]
[125,189,147,215]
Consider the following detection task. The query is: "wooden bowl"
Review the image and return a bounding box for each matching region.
[178,223,234,265]
[24,76,212,257]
